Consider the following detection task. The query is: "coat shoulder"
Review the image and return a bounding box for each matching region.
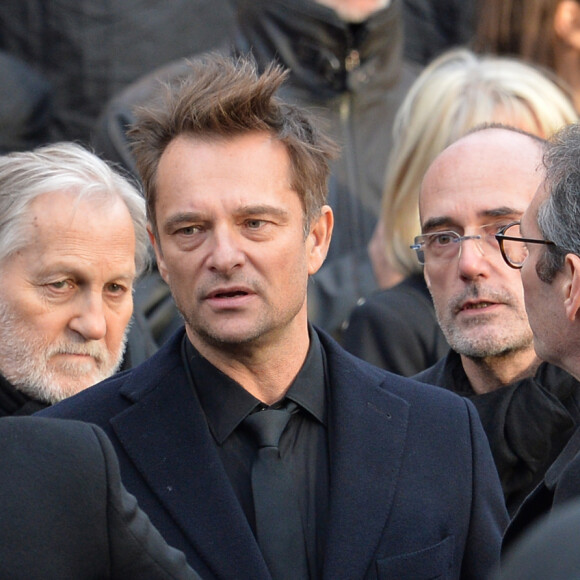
[319,328,472,417]
[37,329,186,422]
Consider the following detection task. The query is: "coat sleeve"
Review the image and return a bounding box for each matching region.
[461,399,510,579]
[90,424,201,580]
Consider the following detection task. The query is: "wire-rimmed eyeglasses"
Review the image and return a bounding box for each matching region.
[410,223,505,265]
[494,221,556,269]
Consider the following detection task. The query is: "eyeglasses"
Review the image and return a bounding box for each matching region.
[410,223,506,265]
[495,221,555,269]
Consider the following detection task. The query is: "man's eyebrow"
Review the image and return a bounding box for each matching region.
[422,207,523,233]
[233,205,291,220]
[37,264,135,282]
[162,212,204,233]
[421,216,460,232]
[161,206,292,233]
[481,206,523,219]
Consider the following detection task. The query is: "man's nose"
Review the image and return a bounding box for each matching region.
[206,226,245,272]
[457,236,491,280]
[68,292,107,340]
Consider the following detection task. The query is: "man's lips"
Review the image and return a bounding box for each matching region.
[206,286,253,299]
[203,286,258,309]
[457,300,500,313]
[54,352,96,358]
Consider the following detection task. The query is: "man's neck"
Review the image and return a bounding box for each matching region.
[460,350,541,395]
[186,325,311,406]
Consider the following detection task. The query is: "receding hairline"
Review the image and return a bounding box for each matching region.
[6,187,137,259]
[446,124,545,155]
[423,125,545,181]
[419,125,546,213]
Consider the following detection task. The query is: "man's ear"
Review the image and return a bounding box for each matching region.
[554,0,580,50]
[564,253,580,321]
[148,224,170,285]
[307,205,334,276]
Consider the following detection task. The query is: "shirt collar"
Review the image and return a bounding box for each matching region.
[183,327,327,445]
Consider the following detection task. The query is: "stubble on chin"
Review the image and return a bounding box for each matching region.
[438,308,533,359]
[434,283,532,358]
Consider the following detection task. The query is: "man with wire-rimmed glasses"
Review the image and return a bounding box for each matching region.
[498,122,580,556]
[412,125,580,517]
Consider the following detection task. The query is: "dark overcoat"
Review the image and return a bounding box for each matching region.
[40,328,508,579]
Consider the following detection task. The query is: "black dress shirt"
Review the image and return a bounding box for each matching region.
[182,329,330,579]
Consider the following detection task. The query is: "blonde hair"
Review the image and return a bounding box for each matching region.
[382,47,577,277]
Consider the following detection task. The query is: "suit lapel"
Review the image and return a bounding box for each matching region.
[110,337,270,580]
[320,336,410,580]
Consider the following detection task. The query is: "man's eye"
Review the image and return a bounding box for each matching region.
[49,280,72,290]
[246,219,265,229]
[432,233,456,246]
[177,225,199,235]
[107,283,127,294]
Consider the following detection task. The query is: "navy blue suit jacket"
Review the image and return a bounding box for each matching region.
[40,328,507,579]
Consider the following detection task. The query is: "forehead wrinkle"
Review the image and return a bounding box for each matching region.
[18,199,136,280]
[422,206,524,233]
[162,204,292,232]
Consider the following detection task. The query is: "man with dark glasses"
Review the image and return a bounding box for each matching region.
[498,122,580,554]
[413,125,580,517]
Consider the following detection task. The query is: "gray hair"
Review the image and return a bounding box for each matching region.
[537,123,580,283]
[0,142,150,276]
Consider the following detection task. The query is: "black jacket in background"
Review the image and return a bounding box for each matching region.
[415,351,580,516]
[504,422,580,551]
[401,0,476,65]
[342,273,449,376]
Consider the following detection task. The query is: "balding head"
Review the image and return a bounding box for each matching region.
[417,126,546,392]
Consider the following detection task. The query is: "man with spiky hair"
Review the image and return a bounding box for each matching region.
[42,53,507,580]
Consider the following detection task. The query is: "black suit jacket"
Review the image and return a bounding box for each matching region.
[0,416,198,580]
[416,352,580,516]
[504,425,580,551]
[40,328,508,579]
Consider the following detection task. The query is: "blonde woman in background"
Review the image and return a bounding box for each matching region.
[342,47,578,375]
[474,0,580,112]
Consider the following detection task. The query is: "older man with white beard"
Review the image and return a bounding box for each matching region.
[413,125,580,516]
[0,141,148,415]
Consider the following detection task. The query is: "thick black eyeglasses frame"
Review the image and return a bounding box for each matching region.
[495,221,555,269]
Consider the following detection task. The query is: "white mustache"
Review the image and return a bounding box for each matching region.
[47,343,107,364]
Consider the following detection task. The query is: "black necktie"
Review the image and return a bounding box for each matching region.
[244,402,309,580]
